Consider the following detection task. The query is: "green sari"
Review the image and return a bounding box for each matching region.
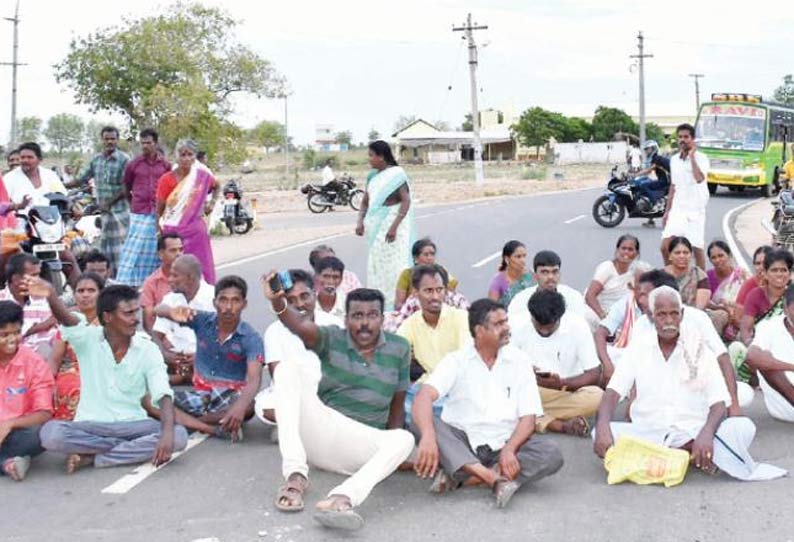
[364,166,415,309]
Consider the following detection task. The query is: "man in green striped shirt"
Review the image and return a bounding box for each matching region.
[263,276,413,531]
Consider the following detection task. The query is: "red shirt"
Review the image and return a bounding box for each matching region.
[140,267,171,308]
[743,286,772,320]
[124,154,171,215]
[0,345,54,421]
[736,277,759,306]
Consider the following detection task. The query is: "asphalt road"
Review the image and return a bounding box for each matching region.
[6,186,789,542]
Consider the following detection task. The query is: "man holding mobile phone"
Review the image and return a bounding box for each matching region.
[661,123,711,270]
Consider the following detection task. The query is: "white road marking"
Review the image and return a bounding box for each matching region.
[101,433,208,495]
[722,198,761,272]
[564,214,586,224]
[472,250,502,268]
[215,232,349,270]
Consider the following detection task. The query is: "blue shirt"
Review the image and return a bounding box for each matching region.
[186,311,264,391]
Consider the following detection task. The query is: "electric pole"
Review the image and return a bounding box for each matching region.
[277,83,292,180]
[1,0,25,147]
[689,73,704,111]
[453,13,487,185]
[630,31,653,146]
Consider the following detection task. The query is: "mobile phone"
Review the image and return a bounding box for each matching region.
[269,271,293,293]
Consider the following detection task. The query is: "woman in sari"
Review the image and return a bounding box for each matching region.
[488,240,535,306]
[355,140,414,309]
[585,234,640,320]
[706,240,749,340]
[735,245,773,319]
[49,272,104,421]
[393,238,458,311]
[156,139,219,284]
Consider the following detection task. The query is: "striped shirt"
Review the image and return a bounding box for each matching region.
[313,325,410,428]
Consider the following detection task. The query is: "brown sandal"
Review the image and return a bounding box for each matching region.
[274,474,308,512]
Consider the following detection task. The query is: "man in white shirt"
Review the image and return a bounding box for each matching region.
[313,256,347,320]
[662,123,711,270]
[594,286,785,481]
[507,250,587,328]
[412,298,563,508]
[151,255,215,384]
[746,285,794,423]
[3,142,68,208]
[513,289,603,437]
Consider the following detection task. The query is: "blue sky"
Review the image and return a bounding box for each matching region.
[1,0,791,146]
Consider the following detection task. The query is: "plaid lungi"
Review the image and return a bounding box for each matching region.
[99,207,130,277]
[174,388,240,417]
[116,213,160,288]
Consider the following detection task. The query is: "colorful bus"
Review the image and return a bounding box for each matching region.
[694,93,794,196]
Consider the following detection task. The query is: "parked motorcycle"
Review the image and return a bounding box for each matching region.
[592,166,668,228]
[221,178,254,235]
[301,174,364,214]
[771,189,794,251]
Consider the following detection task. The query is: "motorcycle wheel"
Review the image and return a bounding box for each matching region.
[233,219,253,235]
[349,189,365,211]
[592,195,625,228]
[308,193,330,214]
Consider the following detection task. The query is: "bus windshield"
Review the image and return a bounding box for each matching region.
[696,104,767,152]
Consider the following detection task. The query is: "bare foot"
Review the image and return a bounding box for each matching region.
[66,454,94,474]
[3,456,30,481]
[561,416,590,437]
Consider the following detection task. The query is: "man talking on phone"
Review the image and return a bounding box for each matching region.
[661,123,711,270]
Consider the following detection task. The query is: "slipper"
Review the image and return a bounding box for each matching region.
[493,478,520,509]
[2,456,30,481]
[313,509,364,531]
[274,476,308,512]
[428,469,462,494]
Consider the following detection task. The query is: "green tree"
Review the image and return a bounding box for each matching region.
[368,128,380,142]
[45,113,85,156]
[249,120,284,151]
[645,122,667,145]
[393,115,417,133]
[511,107,568,158]
[54,2,281,164]
[591,106,638,142]
[774,74,794,105]
[461,113,473,131]
[16,116,42,143]
[561,117,592,142]
[335,131,352,146]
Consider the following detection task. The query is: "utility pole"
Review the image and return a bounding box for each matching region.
[453,13,487,185]
[688,73,704,111]
[277,84,292,180]
[630,31,653,146]
[1,0,25,147]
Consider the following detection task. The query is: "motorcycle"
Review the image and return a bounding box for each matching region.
[592,166,668,228]
[301,173,364,214]
[770,189,794,251]
[221,178,254,235]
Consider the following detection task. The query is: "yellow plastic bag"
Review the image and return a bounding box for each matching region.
[604,435,690,487]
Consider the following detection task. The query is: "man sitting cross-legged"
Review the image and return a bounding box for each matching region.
[512,289,603,437]
[746,284,794,423]
[0,301,54,481]
[151,254,214,385]
[35,280,187,472]
[594,286,786,481]
[412,299,564,508]
[153,275,263,441]
[262,276,414,531]
[397,264,471,425]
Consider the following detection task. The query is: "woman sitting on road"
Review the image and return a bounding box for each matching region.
[487,240,535,306]
[48,272,104,421]
[394,238,458,311]
[585,234,640,320]
[664,236,710,309]
[734,245,774,320]
[705,240,749,341]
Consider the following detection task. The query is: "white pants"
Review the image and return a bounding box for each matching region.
[273,361,414,506]
[662,209,706,249]
[759,373,794,423]
[603,417,786,481]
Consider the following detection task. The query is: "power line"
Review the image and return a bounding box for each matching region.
[453,13,488,185]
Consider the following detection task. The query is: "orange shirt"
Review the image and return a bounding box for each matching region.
[0,345,54,421]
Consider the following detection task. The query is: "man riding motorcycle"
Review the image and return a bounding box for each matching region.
[631,140,670,227]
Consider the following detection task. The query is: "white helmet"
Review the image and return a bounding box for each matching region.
[642,139,659,157]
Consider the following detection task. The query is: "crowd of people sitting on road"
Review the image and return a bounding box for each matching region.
[1,128,793,532]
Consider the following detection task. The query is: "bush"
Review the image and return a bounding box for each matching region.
[521,164,547,180]
[302,149,317,170]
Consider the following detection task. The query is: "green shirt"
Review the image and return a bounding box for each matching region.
[60,315,173,423]
[78,148,130,211]
[312,325,410,428]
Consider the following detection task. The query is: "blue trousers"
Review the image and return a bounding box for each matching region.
[0,426,44,472]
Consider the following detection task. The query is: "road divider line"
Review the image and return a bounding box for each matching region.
[101,433,208,495]
[564,214,586,224]
[472,250,501,269]
[722,197,761,272]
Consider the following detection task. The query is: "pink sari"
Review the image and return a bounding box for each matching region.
[0,175,18,230]
[160,166,216,283]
